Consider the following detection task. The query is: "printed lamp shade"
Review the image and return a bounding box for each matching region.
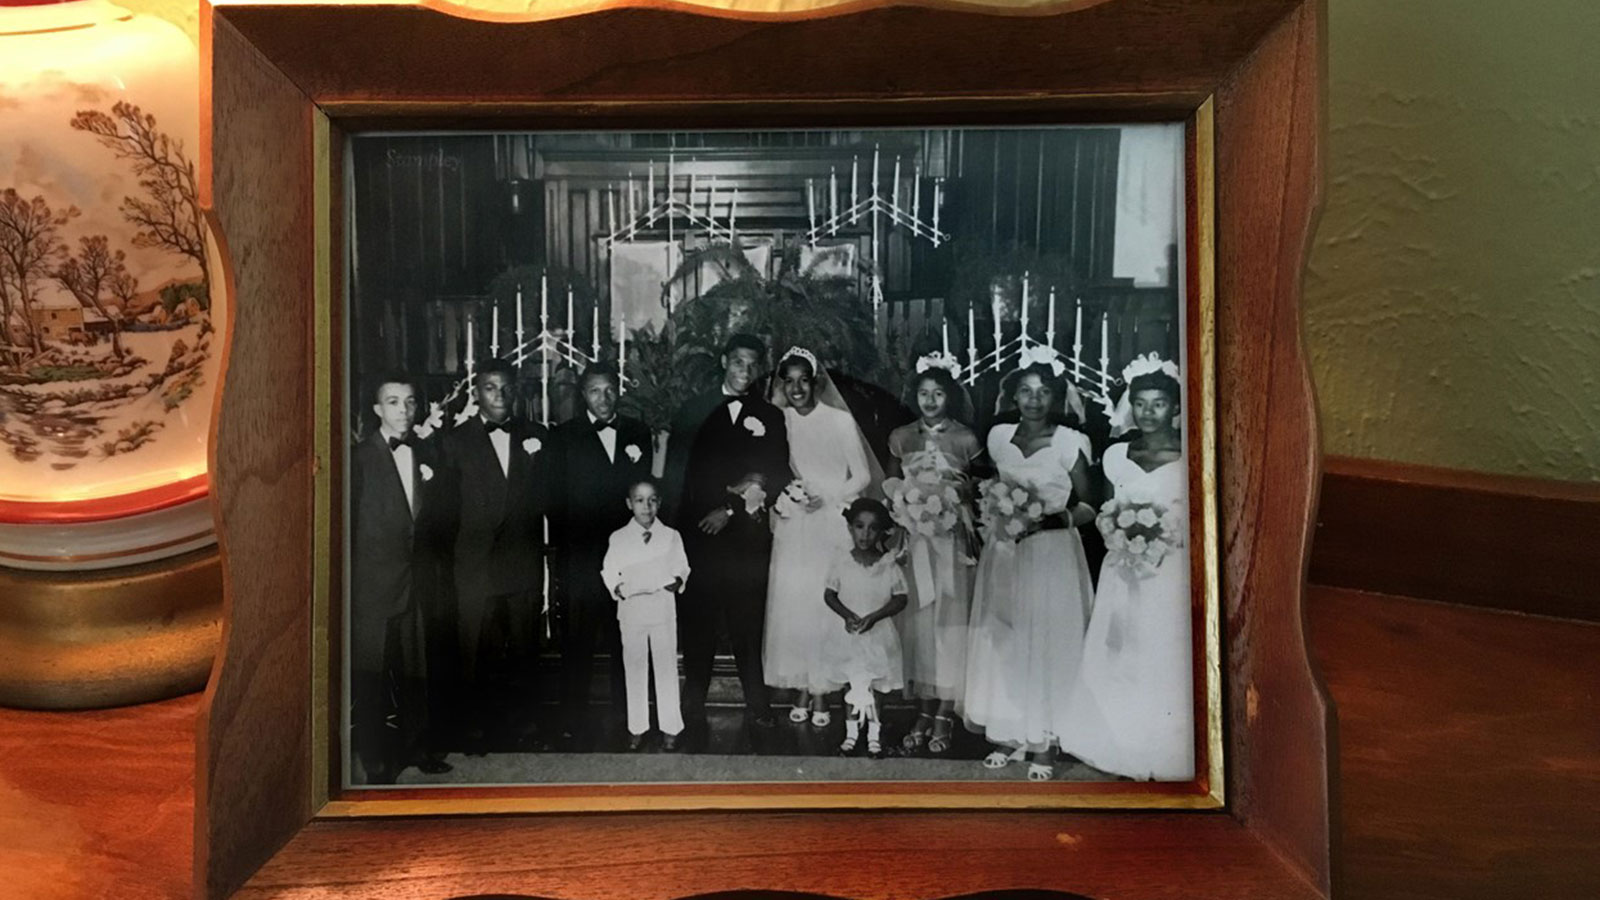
[0,0,222,569]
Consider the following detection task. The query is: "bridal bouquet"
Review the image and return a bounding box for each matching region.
[976,475,1048,544]
[772,479,815,519]
[882,468,963,539]
[1097,496,1185,573]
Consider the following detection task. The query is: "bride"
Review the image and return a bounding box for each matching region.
[762,346,882,725]
[1058,354,1194,781]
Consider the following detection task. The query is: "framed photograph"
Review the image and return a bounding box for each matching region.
[200,1,1334,898]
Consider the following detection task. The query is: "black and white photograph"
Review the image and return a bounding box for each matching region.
[340,124,1200,789]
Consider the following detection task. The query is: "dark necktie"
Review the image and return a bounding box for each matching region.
[641,529,653,545]
[386,435,413,451]
[484,420,510,434]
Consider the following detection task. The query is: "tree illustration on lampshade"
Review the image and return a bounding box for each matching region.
[1,0,223,568]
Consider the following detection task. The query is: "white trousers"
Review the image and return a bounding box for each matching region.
[620,618,684,736]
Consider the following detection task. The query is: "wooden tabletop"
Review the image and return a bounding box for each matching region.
[2,586,1597,900]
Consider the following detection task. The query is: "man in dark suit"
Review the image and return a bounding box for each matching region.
[549,362,653,745]
[662,334,792,740]
[349,375,451,783]
[440,358,550,750]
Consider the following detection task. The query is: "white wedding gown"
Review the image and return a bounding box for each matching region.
[1058,441,1195,780]
[763,402,872,693]
[959,424,1095,749]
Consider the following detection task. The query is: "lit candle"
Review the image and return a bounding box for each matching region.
[829,167,838,234]
[850,156,860,221]
[618,313,628,381]
[1046,287,1057,347]
[967,305,977,374]
[807,178,816,236]
[1020,272,1030,338]
[913,161,921,225]
[515,284,525,362]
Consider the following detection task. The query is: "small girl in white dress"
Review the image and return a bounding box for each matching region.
[818,498,909,757]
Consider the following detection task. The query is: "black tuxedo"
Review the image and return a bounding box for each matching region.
[662,388,791,722]
[549,413,653,730]
[440,415,550,696]
[349,430,443,780]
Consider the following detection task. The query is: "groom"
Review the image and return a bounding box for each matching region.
[663,333,791,738]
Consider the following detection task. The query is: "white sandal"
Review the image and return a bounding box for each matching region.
[982,747,1025,769]
[1027,762,1053,782]
[788,706,809,724]
[811,709,832,728]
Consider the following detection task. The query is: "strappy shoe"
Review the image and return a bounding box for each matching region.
[811,709,832,728]
[788,706,810,724]
[1027,762,1054,782]
[927,715,955,755]
[982,746,1026,769]
[839,718,861,754]
[901,712,934,753]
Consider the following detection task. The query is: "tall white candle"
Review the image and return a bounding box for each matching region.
[1046,287,1057,347]
[807,178,816,235]
[892,155,901,212]
[608,186,617,235]
[932,180,941,235]
[465,311,474,370]
[647,162,655,211]
[592,304,600,359]
[515,283,525,345]
[618,313,627,382]
[942,319,950,356]
[992,291,1003,371]
[1020,272,1030,338]
[913,162,921,225]
[967,305,977,374]
[850,156,859,220]
[491,303,500,357]
[829,167,838,234]
[566,285,574,337]
[627,176,636,224]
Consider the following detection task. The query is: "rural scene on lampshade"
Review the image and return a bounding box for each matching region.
[1,77,221,504]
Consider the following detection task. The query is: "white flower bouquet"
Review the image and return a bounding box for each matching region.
[1096,496,1185,573]
[976,475,1048,544]
[772,479,815,519]
[882,468,962,540]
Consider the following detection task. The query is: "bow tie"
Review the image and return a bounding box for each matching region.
[593,418,616,433]
[483,420,511,434]
[386,435,414,451]
[641,529,653,544]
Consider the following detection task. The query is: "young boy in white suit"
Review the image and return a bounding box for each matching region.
[601,479,690,751]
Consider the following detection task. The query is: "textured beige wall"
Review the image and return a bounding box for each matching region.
[130,0,1600,481]
[1306,1,1600,481]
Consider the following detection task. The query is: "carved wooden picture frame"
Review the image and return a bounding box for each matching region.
[199,1,1334,897]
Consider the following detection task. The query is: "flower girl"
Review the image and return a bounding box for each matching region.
[818,498,909,757]
[1058,354,1194,780]
[883,352,980,756]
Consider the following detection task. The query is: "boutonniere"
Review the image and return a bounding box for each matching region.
[522,437,542,456]
[419,463,434,482]
[744,418,766,437]
[624,444,642,463]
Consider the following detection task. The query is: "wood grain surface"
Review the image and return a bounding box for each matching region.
[199,0,1332,895]
[4,587,1596,900]
[1312,456,1600,623]
[197,10,319,899]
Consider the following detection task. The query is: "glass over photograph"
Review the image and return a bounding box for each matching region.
[341,124,1197,789]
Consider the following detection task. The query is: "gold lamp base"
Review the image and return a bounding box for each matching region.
[0,547,220,710]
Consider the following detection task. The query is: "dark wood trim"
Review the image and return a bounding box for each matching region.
[1312,455,1600,623]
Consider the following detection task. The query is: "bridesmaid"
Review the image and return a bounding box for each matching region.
[958,355,1098,781]
[887,355,980,756]
[1059,358,1194,780]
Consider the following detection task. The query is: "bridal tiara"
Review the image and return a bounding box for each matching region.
[779,346,820,375]
[914,351,963,381]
